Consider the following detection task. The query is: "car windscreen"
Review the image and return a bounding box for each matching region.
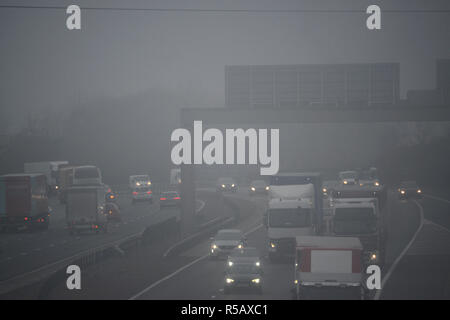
[219,178,235,184]
[230,248,258,257]
[333,207,377,235]
[74,167,99,179]
[340,172,357,179]
[251,180,266,187]
[268,208,311,228]
[216,231,241,240]
[229,264,259,274]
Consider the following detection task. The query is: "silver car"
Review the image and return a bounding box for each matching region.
[210,229,246,259]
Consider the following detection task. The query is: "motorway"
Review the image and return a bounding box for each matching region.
[0,187,210,297]
[1,186,449,299]
[129,189,450,300]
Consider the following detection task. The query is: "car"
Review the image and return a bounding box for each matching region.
[224,262,263,294]
[358,168,381,187]
[338,171,358,186]
[398,181,422,199]
[159,191,181,207]
[216,177,238,193]
[131,186,153,204]
[210,229,246,259]
[249,180,269,195]
[227,247,261,269]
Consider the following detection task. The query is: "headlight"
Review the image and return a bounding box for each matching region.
[147,182,151,185]
[369,251,379,262]
[211,244,217,249]
[237,244,243,249]
[417,189,422,193]
[221,184,225,188]
[55,185,59,190]
[255,261,260,267]
[228,261,233,267]
[270,242,276,248]
[374,181,380,186]
[251,278,260,284]
[294,279,298,284]
[322,187,327,193]
[251,187,256,191]
[231,184,235,187]
[226,278,234,284]
[400,190,405,194]
[343,180,348,185]
[136,182,140,186]
[265,186,270,191]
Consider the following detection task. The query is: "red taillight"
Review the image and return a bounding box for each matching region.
[147,191,152,194]
[173,197,180,200]
[24,217,28,221]
[132,192,138,195]
[160,197,167,201]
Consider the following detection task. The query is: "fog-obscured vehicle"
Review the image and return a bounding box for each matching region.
[24,161,68,194]
[159,191,180,207]
[224,262,263,294]
[339,171,358,186]
[0,173,50,231]
[132,186,153,204]
[227,247,261,269]
[65,186,108,234]
[169,168,181,185]
[210,229,246,259]
[358,167,381,187]
[129,175,152,189]
[294,236,364,300]
[216,177,237,193]
[72,166,102,186]
[398,181,422,199]
[328,197,385,267]
[57,166,74,204]
[249,180,269,195]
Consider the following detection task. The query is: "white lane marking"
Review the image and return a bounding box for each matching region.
[374,200,424,300]
[129,224,263,300]
[129,254,208,300]
[196,199,206,213]
[424,194,450,204]
[423,218,450,233]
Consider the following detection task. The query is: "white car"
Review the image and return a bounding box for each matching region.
[210,229,246,259]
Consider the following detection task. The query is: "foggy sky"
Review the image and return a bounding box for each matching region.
[1,0,450,132]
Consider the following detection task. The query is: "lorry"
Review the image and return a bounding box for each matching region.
[57,166,75,204]
[24,161,68,194]
[0,173,50,231]
[265,173,323,261]
[65,186,108,234]
[293,236,364,300]
[169,168,181,186]
[326,197,386,268]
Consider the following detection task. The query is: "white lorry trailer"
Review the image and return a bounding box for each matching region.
[265,173,323,261]
[65,186,108,234]
[294,236,364,300]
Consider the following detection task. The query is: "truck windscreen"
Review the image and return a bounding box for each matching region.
[268,208,311,228]
[333,207,377,235]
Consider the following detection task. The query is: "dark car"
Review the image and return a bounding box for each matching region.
[159,191,181,207]
[216,177,238,193]
[398,181,422,199]
[224,262,263,294]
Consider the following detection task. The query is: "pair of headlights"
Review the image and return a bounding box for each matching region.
[228,261,260,267]
[226,278,260,284]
